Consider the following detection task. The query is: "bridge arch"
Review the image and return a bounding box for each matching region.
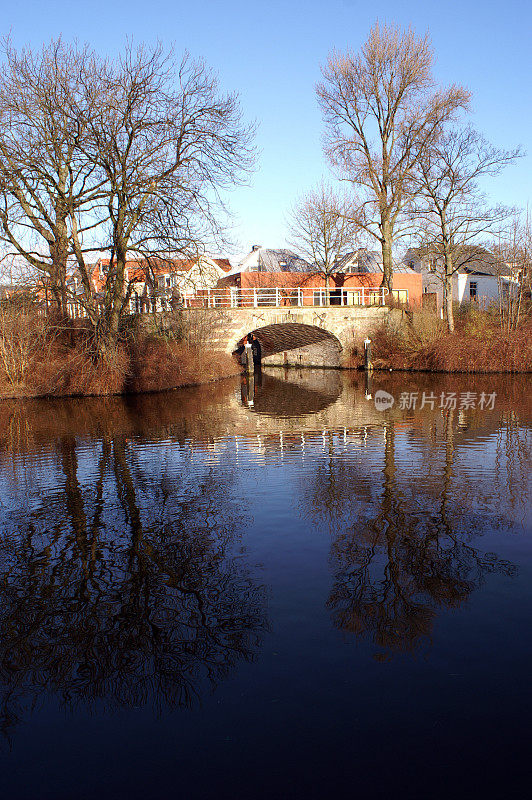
[213,305,391,367]
[233,322,343,367]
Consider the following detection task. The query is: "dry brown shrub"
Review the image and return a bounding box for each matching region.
[456,305,499,338]
[126,336,238,394]
[410,311,446,346]
[360,312,443,370]
[0,289,243,399]
[368,325,413,370]
[30,340,128,396]
[427,323,532,372]
[0,300,53,389]
[1,325,238,399]
[366,316,532,373]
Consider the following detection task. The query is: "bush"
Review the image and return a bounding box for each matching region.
[365,313,532,373]
[455,304,499,338]
[0,305,239,399]
[0,298,52,388]
[126,335,238,394]
[29,339,128,396]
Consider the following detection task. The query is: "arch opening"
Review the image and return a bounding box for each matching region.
[234,323,343,368]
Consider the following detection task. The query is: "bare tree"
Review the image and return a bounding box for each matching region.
[73,44,255,344]
[412,125,521,331]
[0,39,254,346]
[317,22,469,292]
[492,210,531,333]
[0,38,106,317]
[287,182,360,302]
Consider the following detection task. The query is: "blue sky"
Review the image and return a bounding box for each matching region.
[2,0,530,253]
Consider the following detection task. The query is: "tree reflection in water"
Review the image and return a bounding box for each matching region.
[302,411,521,659]
[0,432,268,741]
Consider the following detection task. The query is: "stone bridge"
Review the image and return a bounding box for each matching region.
[202,306,394,367]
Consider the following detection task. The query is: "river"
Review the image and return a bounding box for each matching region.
[0,369,530,799]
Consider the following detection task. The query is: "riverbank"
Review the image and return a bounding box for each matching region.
[0,313,240,400]
[2,305,531,400]
[350,310,532,373]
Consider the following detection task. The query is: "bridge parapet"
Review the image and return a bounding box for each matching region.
[182,285,389,309]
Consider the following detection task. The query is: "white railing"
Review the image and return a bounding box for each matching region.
[181,286,389,309]
[58,286,390,318]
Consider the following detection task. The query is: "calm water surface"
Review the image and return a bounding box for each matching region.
[0,369,530,799]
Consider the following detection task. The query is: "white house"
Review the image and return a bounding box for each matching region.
[404,246,516,309]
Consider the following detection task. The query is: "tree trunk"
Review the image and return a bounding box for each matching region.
[107,304,121,339]
[49,281,63,316]
[48,203,71,318]
[105,244,127,339]
[443,251,454,333]
[380,220,393,293]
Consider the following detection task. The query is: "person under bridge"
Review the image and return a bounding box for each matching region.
[247,332,262,367]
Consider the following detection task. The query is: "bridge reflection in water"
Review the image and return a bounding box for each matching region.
[239,368,342,415]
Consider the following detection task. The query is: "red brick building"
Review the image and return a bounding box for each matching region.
[216,247,422,307]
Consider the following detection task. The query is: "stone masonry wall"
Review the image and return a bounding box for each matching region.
[175,305,408,368]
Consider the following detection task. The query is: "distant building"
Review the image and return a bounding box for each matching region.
[217,246,422,307]
[334,249,421,305]
[404,246,516,309]
[61,254,232,316]
[233,246,312,274]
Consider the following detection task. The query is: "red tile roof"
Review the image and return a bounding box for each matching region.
[213,258,232,272]
[91,256,230,291]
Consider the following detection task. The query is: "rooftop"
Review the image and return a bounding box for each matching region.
[336,249,417,274]
[405,246,512,277]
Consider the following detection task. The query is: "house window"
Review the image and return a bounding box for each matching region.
[313,290,326,306]
[344,291,361,305]
[391,289,408,305]
[470,281,477,300]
